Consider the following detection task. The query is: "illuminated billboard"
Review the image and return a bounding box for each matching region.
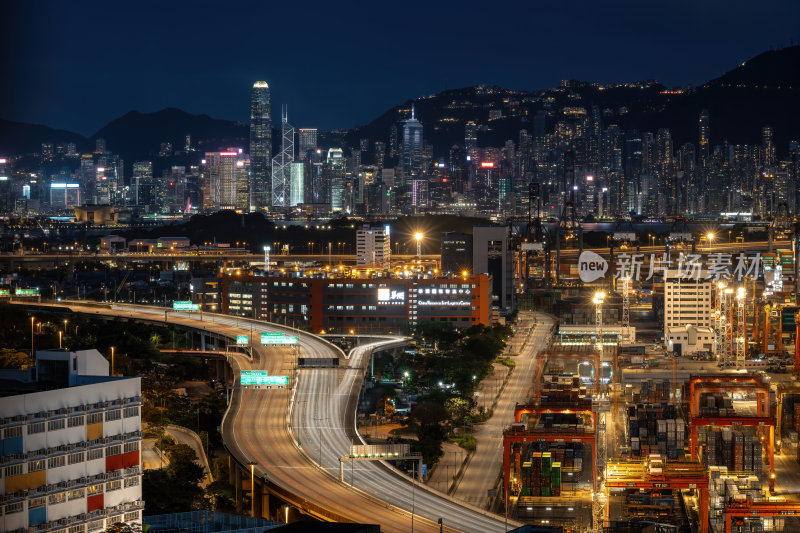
[377,288,405,304]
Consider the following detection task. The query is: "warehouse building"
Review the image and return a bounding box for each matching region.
[221,273,491,333]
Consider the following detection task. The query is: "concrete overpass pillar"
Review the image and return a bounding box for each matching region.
[234,465,242,513]
[253,480,263,518]
[228,456,235,485]
[201,334,206,351]
[261,490,270,520]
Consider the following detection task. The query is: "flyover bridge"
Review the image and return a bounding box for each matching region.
[11,301,520,532]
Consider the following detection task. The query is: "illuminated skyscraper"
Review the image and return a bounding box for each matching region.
[201,150,249,211]
[289,161,305,206]
[698,109,710,166]
[402,105,423,184]
[271,107,294,207]
[298,128,318,159]
[762,126,775,168]
[327,148,346,212]
[250,81,271,210]
[132,161,153,208]
[465,121,478,151]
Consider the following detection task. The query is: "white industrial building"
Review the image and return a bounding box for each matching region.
[663,270,713,333]
[0,349,142,532]
[356,225,391,267]
[667,324,716,356]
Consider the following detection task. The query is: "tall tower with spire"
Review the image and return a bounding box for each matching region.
[402,104,424,185]
[249,81,271,210]
[271,106,295,207]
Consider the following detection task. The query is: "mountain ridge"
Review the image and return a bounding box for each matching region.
[1,46,798,159]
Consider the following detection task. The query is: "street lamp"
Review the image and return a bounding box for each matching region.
[248,461,257,517]
[414,232,423,257]
[110,346,115,376]
[59,331,62,349]
[30,316,35,357]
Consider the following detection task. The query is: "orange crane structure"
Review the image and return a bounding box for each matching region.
[723,497,800,533]
[688,375,771,419]
[605,456,709,533]
[513,403,595,428]
[688,374,775,491]
[502,425,597,501]
[795,311,800,374]
[753,303,783,356]
[773,381,800,454]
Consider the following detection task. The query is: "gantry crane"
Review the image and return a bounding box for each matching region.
[514,403,596,428]
[503,425,598,514]
[605,456,709,533]
[724,496,800,533]
[688,374,775,490]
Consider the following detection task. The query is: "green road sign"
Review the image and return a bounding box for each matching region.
[240,370,289,386]
[173,301,199,311]
[260,332,298,345]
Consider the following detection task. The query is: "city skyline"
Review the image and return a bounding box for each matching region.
[1,1,799,135]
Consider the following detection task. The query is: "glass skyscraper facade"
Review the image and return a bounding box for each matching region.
[249,81,271,210]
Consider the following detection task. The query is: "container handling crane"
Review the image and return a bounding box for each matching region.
[688,374,775,490]
[724,496,800,533]
[605,456,709,533]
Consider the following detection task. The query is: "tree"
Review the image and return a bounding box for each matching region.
[410,401,449,466]
[167,443,205,488]
[143,443,206,514]
[105,522,142,533]
[444,397,473,425]
[0,348,33,369]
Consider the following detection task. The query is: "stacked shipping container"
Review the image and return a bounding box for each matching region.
[628,403,685,460]
[540,372,591,406]
[516,443,585,496]
[703,428,763,476]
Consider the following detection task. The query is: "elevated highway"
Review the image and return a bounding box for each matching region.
[0,239,788,267]
[12,301,519,532]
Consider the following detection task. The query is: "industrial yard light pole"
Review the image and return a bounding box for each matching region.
[592,291,606,351]
[707,232,715,250]
[414,232,423,258]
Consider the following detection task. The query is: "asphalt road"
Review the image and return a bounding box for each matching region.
[451,312,554,507]
[291,338,522,532]
[26,302,522,532]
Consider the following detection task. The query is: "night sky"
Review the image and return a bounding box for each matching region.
[2,0,798,136]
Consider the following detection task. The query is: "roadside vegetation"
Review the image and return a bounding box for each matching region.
[368,319,516,468]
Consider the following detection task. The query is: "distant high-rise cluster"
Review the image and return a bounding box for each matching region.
[1,80,798,220]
